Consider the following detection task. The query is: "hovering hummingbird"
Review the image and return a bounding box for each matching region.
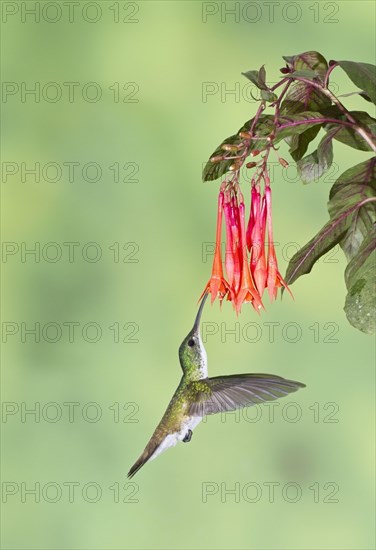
[128,293,305,478]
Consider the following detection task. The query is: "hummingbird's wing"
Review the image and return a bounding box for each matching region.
[187,374,305,416]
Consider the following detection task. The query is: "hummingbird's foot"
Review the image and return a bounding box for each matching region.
[183,429,193,443]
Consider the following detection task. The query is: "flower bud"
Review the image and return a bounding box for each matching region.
[251,150,261,157]
[210,155,224,163]
[279,158,289,168]
[239,132,251,139]
[246,162,257,169]
[222,144,241,152]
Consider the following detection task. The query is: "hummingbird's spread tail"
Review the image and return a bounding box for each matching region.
[128,416,202,478]
[128,440,159,479]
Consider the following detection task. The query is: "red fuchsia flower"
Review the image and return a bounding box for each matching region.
[245,184,255,252]
[248,184,267,296]
[264,183,293,301]
[235,196,264,314]
[223,196,236,300]
[200,191,230,304]
[223,192,242,302]
[201,167,292,311]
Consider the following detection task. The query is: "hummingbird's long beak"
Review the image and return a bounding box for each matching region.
[193,292,209,332]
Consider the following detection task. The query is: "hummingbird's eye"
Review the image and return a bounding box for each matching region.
[187,338,195,347]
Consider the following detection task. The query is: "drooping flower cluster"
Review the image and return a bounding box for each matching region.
[201,171,292,313]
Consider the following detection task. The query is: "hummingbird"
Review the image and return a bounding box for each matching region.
[128,293,305,478]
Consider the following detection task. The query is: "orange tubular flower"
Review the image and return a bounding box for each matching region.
[201,165,291,311]
[249,185,267,296]
[246,184,256,252]
[231,196,243,295]
[201,191,230,304]
[223,196,235,301]
[224,193,242,303]
[235,198,264,314]
[265,185,293,301]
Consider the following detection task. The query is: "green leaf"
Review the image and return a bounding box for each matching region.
[285,125,322,161]
[329,158,376,216]
[243,115,274,138]
[276,111,327,140]
[338,90,372,102]
[281,51,330,114]
[360,91,373,102]
[284,158,376,288]
[260,89,278,102]
[337,60,376,105]
[325,111,376,152]
[202,115,275,181]
[344,229,376,334]
[283,51,328,78]
[258,65,267,88]
[280,82,331,114]
[317,128,335,166]
[345,228,376,288]
[329,158,376,259]
[296,151,322,184]
[239,115,275,148]
[202,133,243,182]
[242,70,260,87]
[242,65,268,91]
[286,69,318,80]
[284,207,355,287]
[296,128,336,184]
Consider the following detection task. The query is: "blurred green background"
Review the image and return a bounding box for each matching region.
[1,1,375,549]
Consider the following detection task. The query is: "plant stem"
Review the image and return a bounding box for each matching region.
[270,77,289,92]
[290,76,376,153]
[323,88,376,152]
[324,62,338,88]
[249,101,266,135]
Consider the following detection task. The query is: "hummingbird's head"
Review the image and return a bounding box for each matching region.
[178,293,208,378]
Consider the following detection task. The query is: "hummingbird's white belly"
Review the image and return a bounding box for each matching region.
[149,416,202,462]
